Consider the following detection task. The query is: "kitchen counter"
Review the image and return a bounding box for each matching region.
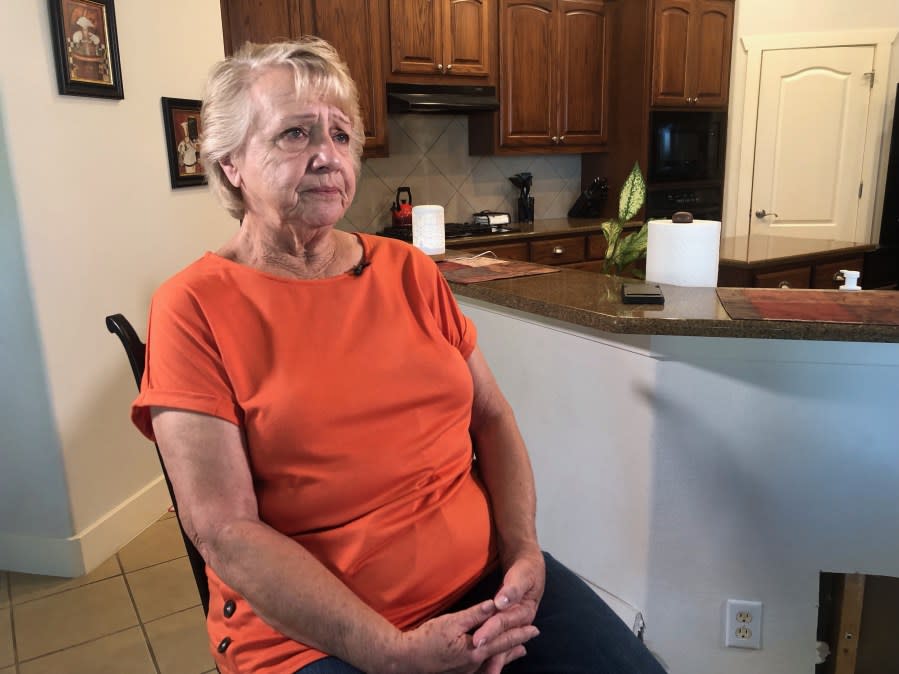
[719,234,873,265]
[442,217,639,246]
[446,266,899,342]
[457,288,899,674]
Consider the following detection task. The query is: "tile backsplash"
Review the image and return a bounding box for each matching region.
[340,114,582,232]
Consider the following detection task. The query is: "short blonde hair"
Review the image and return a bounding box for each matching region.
[200,37,365,221]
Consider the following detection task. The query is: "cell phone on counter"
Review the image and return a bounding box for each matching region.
[621,283,665,305]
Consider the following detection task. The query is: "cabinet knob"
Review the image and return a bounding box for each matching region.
[445,64,453,71]
[778,280,792,289]
[437,63,444,72]
[551,136,559,143]
[552,246,565,255]
[559,135,566,142]
[833,271,845,283]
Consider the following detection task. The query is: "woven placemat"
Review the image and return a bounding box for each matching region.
[716,287,899,325]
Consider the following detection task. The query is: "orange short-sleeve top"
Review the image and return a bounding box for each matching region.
[131,235,495,673]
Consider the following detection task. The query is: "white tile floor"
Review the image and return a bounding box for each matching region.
[0,512,215,674]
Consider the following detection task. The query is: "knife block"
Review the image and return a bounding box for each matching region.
[517,196,534,224]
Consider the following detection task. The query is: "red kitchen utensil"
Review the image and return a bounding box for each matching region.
[391,186,413,226]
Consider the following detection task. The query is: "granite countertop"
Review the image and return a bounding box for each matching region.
[443,217,640,246]
[448,267,899,343]
[719,235,874,265]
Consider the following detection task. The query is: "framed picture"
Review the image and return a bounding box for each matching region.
[48,0,124,99]
[161,97,206,189]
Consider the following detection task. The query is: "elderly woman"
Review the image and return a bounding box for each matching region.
[132,38,665,674]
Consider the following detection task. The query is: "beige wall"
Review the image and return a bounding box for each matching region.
[0,0,230,575]
[722,0,899,239]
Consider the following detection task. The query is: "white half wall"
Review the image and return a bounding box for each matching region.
[0,0,233,575]
[460,296,899,674]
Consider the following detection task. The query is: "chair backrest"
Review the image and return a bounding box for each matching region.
[106,313,210,616]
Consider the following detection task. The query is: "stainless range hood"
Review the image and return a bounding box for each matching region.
[386,83,499,113]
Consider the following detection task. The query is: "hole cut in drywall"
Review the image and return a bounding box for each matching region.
[817,572,899,674]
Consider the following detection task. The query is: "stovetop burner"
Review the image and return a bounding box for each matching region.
[379,222,520,241]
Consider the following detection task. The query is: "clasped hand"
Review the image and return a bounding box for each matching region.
[392,552,546,674]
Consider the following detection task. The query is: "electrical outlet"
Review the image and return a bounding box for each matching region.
[724,599,762,649]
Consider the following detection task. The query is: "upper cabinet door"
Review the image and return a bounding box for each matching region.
[445,0,492,77]
[388,0,443,76]
[651,0,693,106]
[220,0,298,54]
[557,0,611,147]
[299,0,388,154]
[220,0,388,157]
[691,0,733,107]
[651,0,733,108]
[500,0,556,147]
[388,0,494,81]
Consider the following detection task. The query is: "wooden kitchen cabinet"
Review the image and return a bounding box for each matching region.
[219,0,388,156]
[651,0,733,108]
[718,253,870,289]
[387,0,494,82]
[530,236,587,265]
[447,230,609,269]
[452,241,531,261]
[471,0,612,154]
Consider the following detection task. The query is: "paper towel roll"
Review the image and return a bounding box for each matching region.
[412,205,445,255]
[645,219,721,287]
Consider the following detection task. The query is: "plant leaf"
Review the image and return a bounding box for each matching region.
[616,224,649,268]
[601,220,621,263]
[618,162,646,223]
[600,219,622,274]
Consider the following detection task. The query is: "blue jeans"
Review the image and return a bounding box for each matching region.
[297,552,665,674]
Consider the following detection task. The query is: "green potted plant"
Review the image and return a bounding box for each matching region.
[601,162,649,278]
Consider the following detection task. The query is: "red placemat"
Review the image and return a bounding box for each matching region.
[716,288,899,325]
[438,258,561,284]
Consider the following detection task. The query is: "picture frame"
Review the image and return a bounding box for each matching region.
[48,0,124,99]
[161,97,206,189]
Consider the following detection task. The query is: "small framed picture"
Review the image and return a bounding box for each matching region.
[48,0,124,99]
[161,97,206,189]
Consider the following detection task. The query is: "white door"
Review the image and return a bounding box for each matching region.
[750,46,875,241]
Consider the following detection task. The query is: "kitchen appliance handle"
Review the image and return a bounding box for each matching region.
[395,186,413,207]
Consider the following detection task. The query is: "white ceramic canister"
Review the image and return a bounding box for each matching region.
[411,205,446,255]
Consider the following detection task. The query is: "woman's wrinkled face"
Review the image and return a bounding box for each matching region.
[222,66,356,230]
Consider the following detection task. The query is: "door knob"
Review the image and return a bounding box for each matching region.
[755,209,779,218]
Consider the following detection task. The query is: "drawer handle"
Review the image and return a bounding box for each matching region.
[552,246,565,255]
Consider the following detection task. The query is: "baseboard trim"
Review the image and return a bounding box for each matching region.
[0,476,170,577]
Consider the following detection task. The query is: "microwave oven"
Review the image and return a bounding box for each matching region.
[648,110,725,184]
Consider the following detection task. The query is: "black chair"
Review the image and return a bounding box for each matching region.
[106,313,211,616]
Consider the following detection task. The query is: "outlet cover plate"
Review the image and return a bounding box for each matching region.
[725,599,762,649]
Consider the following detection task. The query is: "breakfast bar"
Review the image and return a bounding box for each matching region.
[448,268,899,674]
